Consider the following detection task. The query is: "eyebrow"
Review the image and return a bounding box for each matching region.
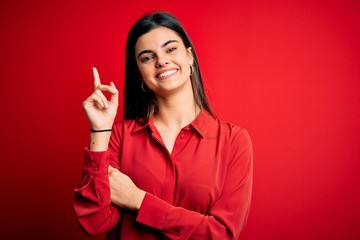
[137,40,179,58]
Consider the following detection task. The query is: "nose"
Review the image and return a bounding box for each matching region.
[155,53,169,68]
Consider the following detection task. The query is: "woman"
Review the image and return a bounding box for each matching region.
[74,11,253,239]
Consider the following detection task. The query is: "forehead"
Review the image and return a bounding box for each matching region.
[135,27,183,51]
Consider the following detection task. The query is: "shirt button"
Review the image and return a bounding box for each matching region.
[180,133,185,139]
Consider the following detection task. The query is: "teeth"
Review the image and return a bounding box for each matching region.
[158,70,177,78]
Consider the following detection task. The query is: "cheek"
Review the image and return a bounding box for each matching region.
[137,64,151,78]
[173,55,185,68]
[179,58,191,74]
[178,52,192,68]
[183,64,190,76]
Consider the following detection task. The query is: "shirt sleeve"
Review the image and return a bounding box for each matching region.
[73,124,123,235]
[73,149,120,235]
[136,128,253,239]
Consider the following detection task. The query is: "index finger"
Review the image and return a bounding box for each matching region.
[92,67,101,89]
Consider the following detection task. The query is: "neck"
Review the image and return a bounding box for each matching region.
[154,87,200,129]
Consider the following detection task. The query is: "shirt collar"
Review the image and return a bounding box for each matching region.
[190,109,216,138]
[131,118,151,133]
[130,109,217,138]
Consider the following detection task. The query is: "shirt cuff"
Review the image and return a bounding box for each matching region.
[82,148,110,175]
[136,193,171,229]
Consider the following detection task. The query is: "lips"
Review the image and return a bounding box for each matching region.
[156,69,178,79]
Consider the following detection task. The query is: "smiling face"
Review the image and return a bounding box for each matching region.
[135,27,194,95]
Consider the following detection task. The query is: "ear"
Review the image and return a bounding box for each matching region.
[187,47,194,65]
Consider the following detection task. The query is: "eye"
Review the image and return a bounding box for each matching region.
[141,55,154,63]
[167,47,177,53]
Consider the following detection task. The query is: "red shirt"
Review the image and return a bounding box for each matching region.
[74,110,253,239]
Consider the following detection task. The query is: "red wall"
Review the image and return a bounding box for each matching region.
[1,0,359,239]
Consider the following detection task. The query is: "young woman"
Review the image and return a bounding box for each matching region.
[74,11,253,239]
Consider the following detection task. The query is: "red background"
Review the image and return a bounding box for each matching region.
[1,0,359,239]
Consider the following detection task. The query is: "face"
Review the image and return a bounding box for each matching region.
[135,27,194,95]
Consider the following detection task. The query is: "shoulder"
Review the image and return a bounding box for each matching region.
[113,119,135,129]
[112,118,148,134]
[215,119,253,157]
[197,111,251,142]
[217,119,253,168]
[218,118,251,140]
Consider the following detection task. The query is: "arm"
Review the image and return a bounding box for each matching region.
[73,67,120,235]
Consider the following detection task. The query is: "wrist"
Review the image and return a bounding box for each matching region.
[135,190,146,211]
[90,128,112,133]
[89,131,112,151]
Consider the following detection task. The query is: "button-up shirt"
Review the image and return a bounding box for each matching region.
[74,110,253,239]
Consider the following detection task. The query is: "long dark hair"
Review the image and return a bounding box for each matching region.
[124,11,213,120]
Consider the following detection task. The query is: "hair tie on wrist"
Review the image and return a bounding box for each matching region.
[90,128,112,132]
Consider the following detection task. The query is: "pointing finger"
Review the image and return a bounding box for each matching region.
[92,67,101,89]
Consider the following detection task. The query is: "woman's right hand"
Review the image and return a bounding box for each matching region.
[82,67,119,130]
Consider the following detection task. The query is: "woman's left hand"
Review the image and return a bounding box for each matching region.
[108,166,146,211]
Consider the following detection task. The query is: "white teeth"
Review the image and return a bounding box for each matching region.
[158,70,177,78]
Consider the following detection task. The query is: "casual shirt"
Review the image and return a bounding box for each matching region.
[74,110,253,239]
